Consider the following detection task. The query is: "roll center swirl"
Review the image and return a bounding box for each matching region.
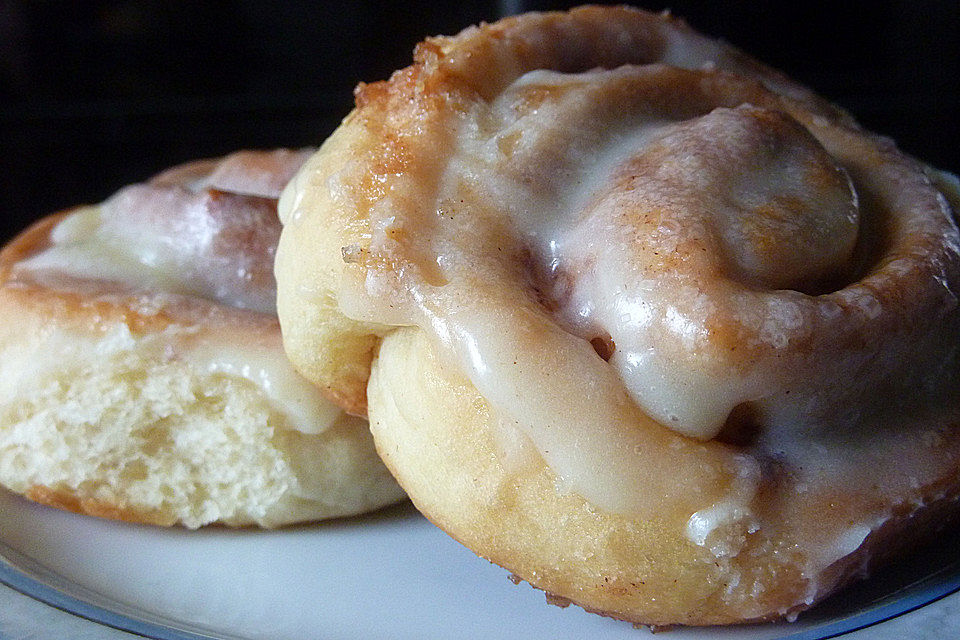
[609,105,860,293]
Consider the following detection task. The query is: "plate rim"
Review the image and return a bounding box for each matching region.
[2,498,959,640]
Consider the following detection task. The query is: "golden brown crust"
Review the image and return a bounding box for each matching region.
[0,213,64,278]
[25,484,175,527]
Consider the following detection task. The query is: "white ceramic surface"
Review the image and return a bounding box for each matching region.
[1,487,958,640]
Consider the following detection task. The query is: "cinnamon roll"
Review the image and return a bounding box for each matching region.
[275,6,960,626]
[0,149,405,528]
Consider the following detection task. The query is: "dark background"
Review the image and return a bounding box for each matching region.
[2,0,958,242]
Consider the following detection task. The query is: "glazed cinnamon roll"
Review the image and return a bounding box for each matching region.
[275,6,960,626]
[0,149,405,528]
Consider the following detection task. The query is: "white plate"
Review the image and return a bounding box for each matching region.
[1,487,958,640]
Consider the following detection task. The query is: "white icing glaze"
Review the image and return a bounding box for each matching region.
[685,454,761,556]
[16,149,313,314]
[18,187,280,314]
[183,343,341,433]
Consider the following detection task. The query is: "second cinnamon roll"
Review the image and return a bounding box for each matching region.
[0,149,405,528]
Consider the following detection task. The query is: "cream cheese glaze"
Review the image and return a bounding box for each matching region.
[12,149,340,435]
[17,148,314,315]
[183,342,341,433]
[301,59,960,576]
[331,63,959,480]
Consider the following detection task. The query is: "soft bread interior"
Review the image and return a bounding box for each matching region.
[0,316,403,528]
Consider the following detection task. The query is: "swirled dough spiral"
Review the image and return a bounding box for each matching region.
[276,6,960,624]
[0,149,405,528]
